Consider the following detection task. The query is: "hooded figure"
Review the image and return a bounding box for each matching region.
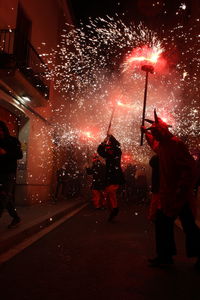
[97,134,125,221]
[0,121,23,228]
[142,110,200,269]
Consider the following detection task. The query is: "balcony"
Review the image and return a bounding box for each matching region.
[0,29,50,106]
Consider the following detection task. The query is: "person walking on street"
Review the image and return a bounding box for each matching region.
[0,121,23,228]
[97,134,125,221]
[141,110,200,269]
[86,154,106,209]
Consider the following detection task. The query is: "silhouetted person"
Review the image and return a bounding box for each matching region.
[86,154,106,209]
[0,121,23,228]
[97,134,125,221]
[142,110,200,269]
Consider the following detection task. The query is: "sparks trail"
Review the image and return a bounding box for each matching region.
[42,17,163,99]
[39,15,200,163]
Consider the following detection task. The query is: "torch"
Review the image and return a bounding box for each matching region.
[140,64,154,146]
[107,105,116,135]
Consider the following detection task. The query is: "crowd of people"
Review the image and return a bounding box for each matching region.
[1,110,200,269]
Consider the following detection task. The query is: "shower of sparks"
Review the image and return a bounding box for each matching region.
[122,44,164,73]
[39,14,200,166]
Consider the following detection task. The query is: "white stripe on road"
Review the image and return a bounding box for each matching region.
[0,203,87,265]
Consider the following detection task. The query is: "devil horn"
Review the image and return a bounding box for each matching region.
[144,119,154,124]
[154,109,159,123]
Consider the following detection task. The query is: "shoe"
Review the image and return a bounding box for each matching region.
[8,217,21,229]
[148,256,174,267]
[194,257,200,270]
[108,207,119,222]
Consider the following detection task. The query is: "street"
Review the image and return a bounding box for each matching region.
[0,201,200,300]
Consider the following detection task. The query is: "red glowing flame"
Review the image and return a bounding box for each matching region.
[122,153,133,164]
[123,45,165,73]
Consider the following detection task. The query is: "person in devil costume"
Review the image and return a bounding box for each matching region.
[141,109,200,269]
[97,134,125,221]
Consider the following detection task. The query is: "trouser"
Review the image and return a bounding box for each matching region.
[179,204,200,257]
[0,173,19,219]
[92,190,101,208]
[105,185,119,209]
[91,190,106,208]
[155,204,200,258]
[155,210,176,258]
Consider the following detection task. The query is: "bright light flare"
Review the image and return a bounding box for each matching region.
[180,3,187,10]
[122,45,164,73]
[157,113,175,127]
[121,153,134,165]
[182,71,188,80]
[81,131,95,140]
[117,100,135,109]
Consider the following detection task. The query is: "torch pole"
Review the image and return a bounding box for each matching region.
[86,145,90,165]
[107,105,116,135]
[140,70,149,146]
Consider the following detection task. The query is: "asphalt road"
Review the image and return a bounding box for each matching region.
[0,201,200,300]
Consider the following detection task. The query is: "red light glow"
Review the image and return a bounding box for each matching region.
[122,45,165,73]
[117,100,135,109]
[79,129,97,143]
[122,153,133,164]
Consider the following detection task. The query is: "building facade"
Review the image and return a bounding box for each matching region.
[0,0,73,205]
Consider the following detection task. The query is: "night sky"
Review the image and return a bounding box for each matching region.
[68,0,192,29]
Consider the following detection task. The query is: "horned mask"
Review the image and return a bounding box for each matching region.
[145,109,172,137]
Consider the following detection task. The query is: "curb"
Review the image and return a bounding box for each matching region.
[0,201,88,255]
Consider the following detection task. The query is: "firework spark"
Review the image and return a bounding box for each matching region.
[39,15,200,164]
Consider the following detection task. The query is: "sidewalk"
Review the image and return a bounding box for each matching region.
[0,197,88,255]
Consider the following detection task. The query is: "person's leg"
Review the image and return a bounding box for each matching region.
[3,174,20,227]
[106,185,119,208]
[179,203,200,261]
[106,185,119,221]
[101,190,107,208]
[92,190,101,208]
[149,209,176,266]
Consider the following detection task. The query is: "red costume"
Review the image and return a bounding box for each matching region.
[143,110,200,268]
[145,127,196,217]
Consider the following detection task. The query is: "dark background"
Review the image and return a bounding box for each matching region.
[68,0,192,29]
